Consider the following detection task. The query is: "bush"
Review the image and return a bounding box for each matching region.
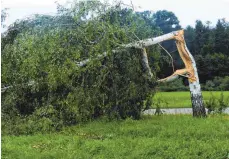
[203,76,229,91]
[204,92,229,114]
[219,76,229,90]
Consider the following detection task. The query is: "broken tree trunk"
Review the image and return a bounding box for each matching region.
[185,45,206,117]
[158,30,206,117]
[176,30,206,117]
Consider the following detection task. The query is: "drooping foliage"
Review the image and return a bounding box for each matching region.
[2,1,161,134]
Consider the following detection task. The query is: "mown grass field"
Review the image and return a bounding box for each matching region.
[153,91,229,108]
[2,115,229,159]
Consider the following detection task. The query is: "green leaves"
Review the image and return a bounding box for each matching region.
[2,1,161,134]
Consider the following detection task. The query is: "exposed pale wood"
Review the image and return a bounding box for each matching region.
[157,68,188,83]
[157,74,179,83]
[173,30,206,117]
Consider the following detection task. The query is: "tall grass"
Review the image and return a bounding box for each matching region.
[2,115,229,159]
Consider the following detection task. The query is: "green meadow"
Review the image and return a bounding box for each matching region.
[2,91,229,159]
[2,115,229,159]
[153,91,229,108]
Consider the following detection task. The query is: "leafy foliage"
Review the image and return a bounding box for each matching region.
[205,92,229,114]
[203,76,229,91]
[2,1,161,134]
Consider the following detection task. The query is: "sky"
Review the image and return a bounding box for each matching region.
[1,0,229,29]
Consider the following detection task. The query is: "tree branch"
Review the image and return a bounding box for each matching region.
[141,48,153,79]
[77,30,180,67]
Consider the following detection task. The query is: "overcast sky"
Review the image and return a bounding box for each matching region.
[2,0,229,29]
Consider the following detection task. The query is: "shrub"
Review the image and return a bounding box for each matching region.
[203,76,229,91]
[204,92,229,114]
[219,76,229,90]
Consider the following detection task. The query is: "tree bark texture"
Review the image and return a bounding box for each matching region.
[180,32,206,117]
[191,93,206,117]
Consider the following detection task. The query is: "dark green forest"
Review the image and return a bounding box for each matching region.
[1,1,229,135]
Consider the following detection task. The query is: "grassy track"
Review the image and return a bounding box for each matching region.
[2,115,229,159]
[153,91,229,108]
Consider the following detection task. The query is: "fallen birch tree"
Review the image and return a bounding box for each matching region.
[2,30,206,117]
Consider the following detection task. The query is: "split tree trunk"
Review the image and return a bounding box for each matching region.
[184,45,206,117]
[158,30,206,117]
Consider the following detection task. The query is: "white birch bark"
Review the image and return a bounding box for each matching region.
[184,45,206,117]
[141,48,153,79]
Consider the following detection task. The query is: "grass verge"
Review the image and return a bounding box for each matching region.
[2,115,229,159]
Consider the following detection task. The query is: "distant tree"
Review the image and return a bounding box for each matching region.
[192,20,216,55]
[136,10,160,35]
[184,25,195,53]
[215,19,229,55]
[153,10,181,33]
[193,20,206,55]
[225,25,229,54]
[200,21,215,55]
[1,8,8,27]
[195,53,229,83]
